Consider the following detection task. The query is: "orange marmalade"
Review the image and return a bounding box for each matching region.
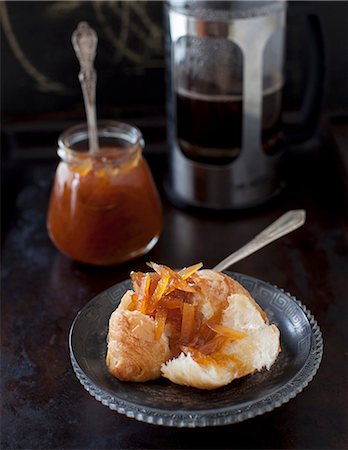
[47,122,162,265]
[127,262,247,367]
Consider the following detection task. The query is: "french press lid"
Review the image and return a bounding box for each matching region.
[169,1,286,20]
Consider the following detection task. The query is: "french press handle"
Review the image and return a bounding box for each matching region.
[283,14,325,144]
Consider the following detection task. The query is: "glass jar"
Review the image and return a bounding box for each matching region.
[47,121,163,265]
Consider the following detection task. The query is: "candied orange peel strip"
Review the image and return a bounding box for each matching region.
[147,261,202,279]
[139,274,151,314]
[146,262,172,277]
[207,323,247,340]
[167,279,197,294]
[147,261,202,292]
[130,271,145,292]
[180,302,195,344]
[166,262,203,294]
[155,308,168,340]
[178,262,203,280]
[148,273,170,313]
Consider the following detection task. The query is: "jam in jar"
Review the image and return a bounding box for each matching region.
[47,121,163,265]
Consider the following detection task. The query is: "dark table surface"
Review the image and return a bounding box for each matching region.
[1,128,347,449]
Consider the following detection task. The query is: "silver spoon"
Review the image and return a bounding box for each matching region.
[72,21,99,155]
[213,210,306,272]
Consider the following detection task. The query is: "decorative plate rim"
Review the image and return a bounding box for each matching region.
[69,272,323,427]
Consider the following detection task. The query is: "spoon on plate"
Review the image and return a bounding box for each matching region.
[213,209,306,272]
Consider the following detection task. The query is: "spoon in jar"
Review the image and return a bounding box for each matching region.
[72,21,99,155]
[213,209,306,272]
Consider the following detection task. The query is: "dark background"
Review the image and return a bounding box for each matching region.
[1,1,348,152]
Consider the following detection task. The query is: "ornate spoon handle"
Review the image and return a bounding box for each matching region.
[72,22,99,154]
[213,210,306,272]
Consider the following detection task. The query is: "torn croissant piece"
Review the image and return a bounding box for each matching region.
[106,262,280,389]
[106,308,171,382]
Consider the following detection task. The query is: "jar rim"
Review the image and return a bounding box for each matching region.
[57,120,144,165]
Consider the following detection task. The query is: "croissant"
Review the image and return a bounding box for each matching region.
[106,263,280,389]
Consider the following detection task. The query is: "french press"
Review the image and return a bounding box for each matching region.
[166,0,287,209]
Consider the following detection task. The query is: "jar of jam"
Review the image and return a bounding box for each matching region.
[47,121,163,265]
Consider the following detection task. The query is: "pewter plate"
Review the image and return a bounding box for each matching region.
[69,272,323,427]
